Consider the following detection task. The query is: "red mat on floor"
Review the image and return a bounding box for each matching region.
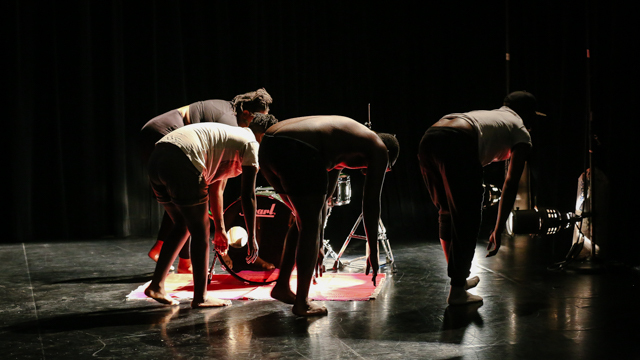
[126,270,386,302]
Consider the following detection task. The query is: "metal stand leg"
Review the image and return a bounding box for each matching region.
[322,206,340,261]
[322,239,340,261]
[377,217,396,271]
[332,213,396,272]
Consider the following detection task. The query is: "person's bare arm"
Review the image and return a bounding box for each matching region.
[362,147,388,286]
[316,169,342,278]
[240,166,259,263]
[487,143,531,257]
[209,179,230,255]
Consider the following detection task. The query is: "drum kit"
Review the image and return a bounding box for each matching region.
[208,175,396,285]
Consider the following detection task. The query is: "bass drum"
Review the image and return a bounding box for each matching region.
[217,191,294,284]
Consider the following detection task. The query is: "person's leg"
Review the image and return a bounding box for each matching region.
[146,141,208,304]
[270,194,299,304]
[286,193,328,316]
[439,216,478,291]
[420,130,450,256]
[259,135,326,314]
[419,133,453,264]
[270,224,299,303]
[149,211,173,262]
[428,171,482,295]
[420,128,482,304]
[148,212,192,273]
[442,151,484,305]
[178,202,231,308]
[145,203,190,305]
[148,211,191,270]
[440,238,451,263]
[177,237,192,274]
[258,153,298,303]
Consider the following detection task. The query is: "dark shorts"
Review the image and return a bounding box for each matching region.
[147,143,208,206]
[259,135,328,196]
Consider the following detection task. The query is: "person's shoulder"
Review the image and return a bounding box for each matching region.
[495,106,518,116]
[232,126,258,142]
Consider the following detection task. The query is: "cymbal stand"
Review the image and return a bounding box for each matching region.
[332,213,396,272]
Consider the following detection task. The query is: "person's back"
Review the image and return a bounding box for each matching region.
[441,107,531,166]
[188,99,237,126]
[158,122,259,184]
[266,116,388,171]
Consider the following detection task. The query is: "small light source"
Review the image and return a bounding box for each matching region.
[483,183,502,208]
[507,208,581,236]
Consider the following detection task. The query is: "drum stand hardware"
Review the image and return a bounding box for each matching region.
[322,206,340,261]
[332,213,396,272]
[321,174,351,262]
[322,240,340,261]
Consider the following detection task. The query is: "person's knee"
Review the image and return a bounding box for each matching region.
[296,216,322,238]
[168,219,189,234]
[186,221,209,240]
[176,205,209,238]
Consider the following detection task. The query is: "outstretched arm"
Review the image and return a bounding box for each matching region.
[487,143,531,257]
[209,179,230,255]
[241,166,259,263]
[316,169,342,278]
[362,149,388,286]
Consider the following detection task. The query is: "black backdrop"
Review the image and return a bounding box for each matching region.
[7,1,637,266]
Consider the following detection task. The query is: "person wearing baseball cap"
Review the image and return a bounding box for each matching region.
[418,91,543,305]
[503,90,546,120]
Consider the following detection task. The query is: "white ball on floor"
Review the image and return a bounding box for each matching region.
[228,226,248,248]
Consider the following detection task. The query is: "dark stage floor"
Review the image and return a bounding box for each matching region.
[2,233,639,360]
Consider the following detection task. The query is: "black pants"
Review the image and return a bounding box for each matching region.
[418,127,484,287]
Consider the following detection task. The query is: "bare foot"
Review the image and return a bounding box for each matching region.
[292,301,328,317]
[178,258,193,274]
[464,276,480,290]
[271,284,296,305]
[254,257,276,270]
[191,297,232,309]
[144,285,179,306]
[447,285,483,305]
[148,240,164,262]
